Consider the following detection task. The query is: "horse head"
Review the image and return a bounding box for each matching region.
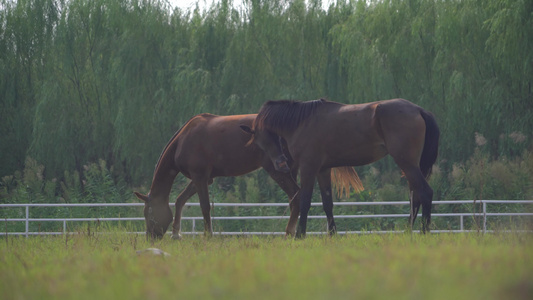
[240,125,290,173]
[134,192,173,240]
[242,99,326,173]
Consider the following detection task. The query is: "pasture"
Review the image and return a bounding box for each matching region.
[1,231,532,300]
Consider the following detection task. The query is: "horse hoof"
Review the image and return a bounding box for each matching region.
[295,232,306,239]
[328,226,337,236]
[285,229,297,238]
[284,232,296,239]
[171,233,182,240]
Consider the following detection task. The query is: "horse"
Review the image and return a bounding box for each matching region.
[241,98,440,237]
[134,113,362,240]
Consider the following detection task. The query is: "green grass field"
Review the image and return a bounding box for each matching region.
[1,231,532,300]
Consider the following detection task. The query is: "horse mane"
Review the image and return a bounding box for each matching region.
[254,98,327,132]
[152,115,200,176]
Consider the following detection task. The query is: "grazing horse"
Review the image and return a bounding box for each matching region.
[241,98,439,237]
[134,113,361,240]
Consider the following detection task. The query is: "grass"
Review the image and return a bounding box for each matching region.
[1,230,532,300]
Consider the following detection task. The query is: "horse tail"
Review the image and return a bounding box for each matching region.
[331,166,364,198]
[419,109,440,179]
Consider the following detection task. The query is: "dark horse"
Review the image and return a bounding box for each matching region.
[135,113,361,239]
[241,98,439,237]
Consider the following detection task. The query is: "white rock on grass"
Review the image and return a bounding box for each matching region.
[136,248,171,257]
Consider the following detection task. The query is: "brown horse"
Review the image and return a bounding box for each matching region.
[134,113,361,239]
[241,98,439,237]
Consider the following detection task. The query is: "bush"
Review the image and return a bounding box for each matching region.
[1,148,532,233]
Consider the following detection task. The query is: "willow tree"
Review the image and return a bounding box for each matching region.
[0,0,59,177]
[1,0,531,187]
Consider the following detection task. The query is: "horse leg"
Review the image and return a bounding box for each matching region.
[192,176,213,237]
[317,168,336,235]
[172,181,197,240]
[407,190,420,232]
[264,165,300,236]
[296,165,318,238]
[420,183,433,233]
[400,165,433,233]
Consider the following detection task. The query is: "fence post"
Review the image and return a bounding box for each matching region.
[483,201,487,234]
[460,215,463,232]
[25,205,29,238]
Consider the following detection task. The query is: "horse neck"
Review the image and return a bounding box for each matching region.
[148,149,179,203]
[149,171,177,203]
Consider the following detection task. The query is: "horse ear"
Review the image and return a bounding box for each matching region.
[240,125,254,135]
[134,191,149,202]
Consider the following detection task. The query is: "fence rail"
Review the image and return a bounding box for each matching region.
[1,200,532,236]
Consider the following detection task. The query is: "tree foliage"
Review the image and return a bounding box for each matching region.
[1,0,531,190]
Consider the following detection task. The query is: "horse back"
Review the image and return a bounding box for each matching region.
[173,114,263,177]
[300,99,425,167]
[285,101,386,167]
